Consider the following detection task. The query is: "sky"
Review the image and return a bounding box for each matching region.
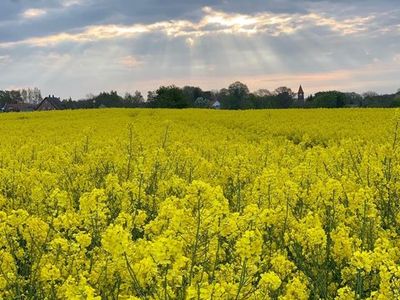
[0,0,399,99]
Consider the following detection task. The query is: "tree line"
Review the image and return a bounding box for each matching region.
[1,83,400,110]
[0,88,42,107]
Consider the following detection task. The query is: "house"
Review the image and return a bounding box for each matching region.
[1,102,36,112]
[36,95,64,111]
[211,100,221,109]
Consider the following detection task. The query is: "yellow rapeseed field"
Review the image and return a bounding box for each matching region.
[0,108,399,299]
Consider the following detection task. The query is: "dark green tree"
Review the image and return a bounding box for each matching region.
[274,87,294,108]
[182,86,203,107]
[227,81,249,109]
[311,91,346,108]
[151,85,187,108]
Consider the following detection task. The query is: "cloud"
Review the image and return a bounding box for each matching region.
[21,8,47,19]
[119,55,142,68]
[61,0,85,7]
[0,55,11,64]
[304,13,375,35]
[185,37,195,47]
[1,7,385,48]
[1,1,398,98]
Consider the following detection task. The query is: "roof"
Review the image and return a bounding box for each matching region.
[36,96,64,110]
[2,102,36,112]
[298,85,304,94]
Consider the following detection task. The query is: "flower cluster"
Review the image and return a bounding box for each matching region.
[0,108,399,299]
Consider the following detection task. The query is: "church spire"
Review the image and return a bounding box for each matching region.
[298,85,304,102]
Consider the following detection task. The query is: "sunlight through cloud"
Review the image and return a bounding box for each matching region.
[119,55,142,68]
[2,7,385,48]
[21,8,47,19]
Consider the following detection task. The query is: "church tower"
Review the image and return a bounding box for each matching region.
[298,85,304,102]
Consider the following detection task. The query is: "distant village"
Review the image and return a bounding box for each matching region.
[2,95,64,112]
[1,83,400,112]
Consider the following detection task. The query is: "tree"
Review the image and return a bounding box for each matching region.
[9,90,22,103]
[362,91,379,98]
[312,91,346,108]
[124,92,133,104]
[274,87,294,108]
[194,97,209,108]
[344,92,362,107]
[228,81,249,98]
[0,90,23,107]
[0,91,9,107]
[393,96,400,107]
[227,81,249,109]
[86,93,95,100]
[147,91,157,103]
[274,87,295,97]
[182,86,203,107]
[21,89,28,102]
[254,89,272,97]
[125,91,144,107]
[19,87,42,104]
[217,88,230,109]
[92,91,124,108]
[133,91,144,105]
[32,87,42,104]
[151,85,187,108]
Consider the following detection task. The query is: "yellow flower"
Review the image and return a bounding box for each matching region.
[271,254,296,278]
[102,224,131,257]
[60,275,101,300]
[75,232,92,249]
[335,286,355,300]
[351,251,373,273]
[260,271,281,291]
[280,276,309,300]
[331,225,355,263]
[235,230,262,260]
[1,109,400,299]
[40,263,61,282]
